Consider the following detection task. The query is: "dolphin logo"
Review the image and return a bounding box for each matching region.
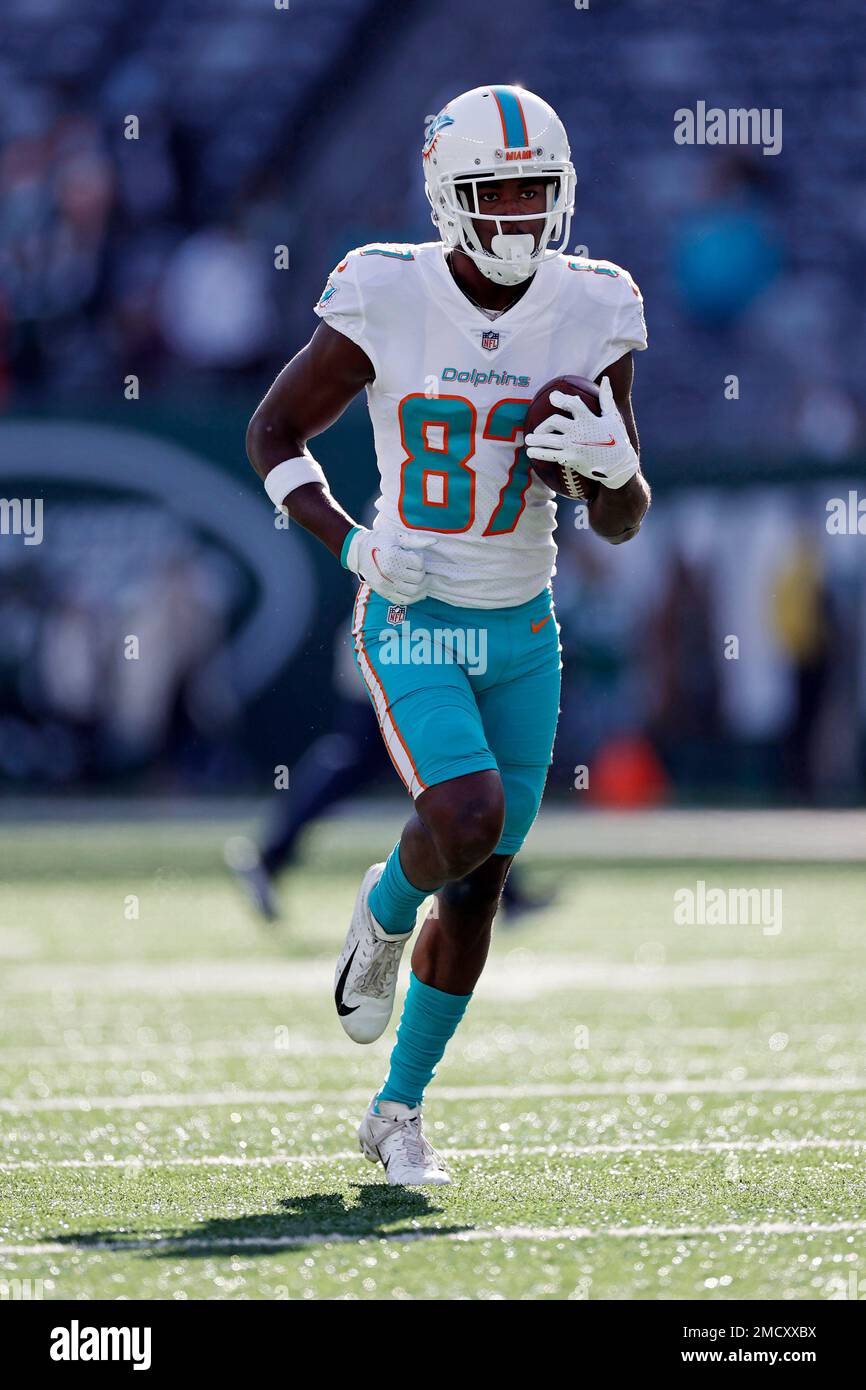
[423,111,455,156]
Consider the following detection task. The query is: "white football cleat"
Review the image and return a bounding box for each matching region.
[358,1097,451,1186]
[334,863,413,1043]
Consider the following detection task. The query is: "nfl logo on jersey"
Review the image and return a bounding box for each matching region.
[481,329,500,351]
[387,604,407,626]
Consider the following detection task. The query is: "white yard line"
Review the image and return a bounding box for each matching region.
[0,1037,385,1064]
[1,1074,864,1113]
[1,1137,864,1173]
[0,1023,861,1065]
[1,956,833,999]
[5,802,865,860]
[3,1219,866,1258]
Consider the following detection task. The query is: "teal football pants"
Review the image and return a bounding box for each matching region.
[350,583,561,855]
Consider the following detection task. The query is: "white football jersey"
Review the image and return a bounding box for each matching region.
[314,241,647,609]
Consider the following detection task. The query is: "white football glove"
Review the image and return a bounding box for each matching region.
[345,526,436,606]
[524,376,640,490]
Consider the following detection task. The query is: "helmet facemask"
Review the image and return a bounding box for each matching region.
[428,165,575,286]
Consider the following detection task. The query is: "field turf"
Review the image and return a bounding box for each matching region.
[1,816,864,1301]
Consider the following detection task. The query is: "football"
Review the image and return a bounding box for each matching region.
[523,374,602,502]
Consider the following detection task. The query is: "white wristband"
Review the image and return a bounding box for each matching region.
[264,454,328,509]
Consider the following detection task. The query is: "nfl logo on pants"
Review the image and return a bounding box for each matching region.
[481,329,499,351]
[387,604,407,625]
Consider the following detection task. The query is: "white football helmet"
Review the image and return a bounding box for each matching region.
[423,85,576,286]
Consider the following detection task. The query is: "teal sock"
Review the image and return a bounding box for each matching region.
[369,844,434,936]
[378,972,472,1109]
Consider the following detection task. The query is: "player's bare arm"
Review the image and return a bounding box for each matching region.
[589,350,651,546]
[247,323,435,606]
[246,321,373,558]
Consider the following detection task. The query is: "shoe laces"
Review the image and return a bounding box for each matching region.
[393,1114,438,1171]
[355,935,403,996]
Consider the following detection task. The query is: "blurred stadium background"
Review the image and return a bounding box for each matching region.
[1,0,865,813]
[3,0,866,1306]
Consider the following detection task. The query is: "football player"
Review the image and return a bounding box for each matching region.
[247,85,650,1185]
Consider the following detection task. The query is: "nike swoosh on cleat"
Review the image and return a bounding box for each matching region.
[530,613,552,634]
[334,944,360,1016]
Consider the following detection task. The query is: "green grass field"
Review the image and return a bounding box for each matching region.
[1,815,864,1301]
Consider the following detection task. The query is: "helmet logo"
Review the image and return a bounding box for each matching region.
[422,111,455,157]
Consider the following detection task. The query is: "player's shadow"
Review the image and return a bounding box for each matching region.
[47,1184,473,1259]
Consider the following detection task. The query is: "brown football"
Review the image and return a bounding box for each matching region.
[523,375,601,502]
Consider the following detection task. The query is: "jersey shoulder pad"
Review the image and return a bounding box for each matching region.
[560,254,647,356]
[561,254,642,306]
[314,242,418,309]
[333,243,419,284]
[353,241,418,264]
[313,245,420,370]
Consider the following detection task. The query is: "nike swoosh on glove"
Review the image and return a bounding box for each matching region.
[524,376,640,490]
[345,527,436,606]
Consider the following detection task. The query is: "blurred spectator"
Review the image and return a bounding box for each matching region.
[646,552,723,788]
[158,227,278,374]
[0,509,240,787]
[673,156,783,330]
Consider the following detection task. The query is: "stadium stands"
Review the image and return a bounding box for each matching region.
[0,0,862,454]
